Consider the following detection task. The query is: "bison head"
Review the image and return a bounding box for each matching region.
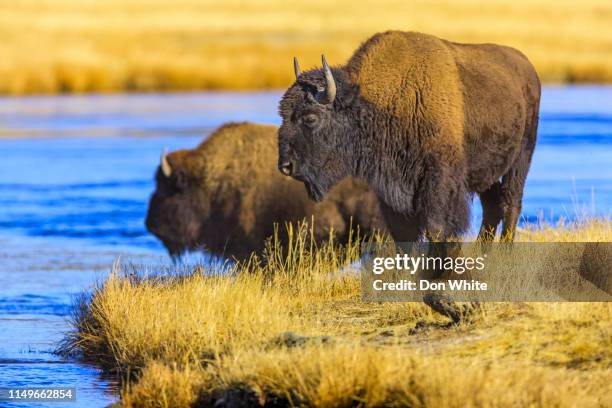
[145,149,210,258]
[278,55,358,202]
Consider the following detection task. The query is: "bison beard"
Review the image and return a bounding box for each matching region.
[278,31,541,321]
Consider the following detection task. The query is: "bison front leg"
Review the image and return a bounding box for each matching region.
[420,172,471,242]
[378,200,420,242]
[416,167,475,324]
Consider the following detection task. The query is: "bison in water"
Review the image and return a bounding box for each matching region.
[146,122,386,260]
[278,30,540,243]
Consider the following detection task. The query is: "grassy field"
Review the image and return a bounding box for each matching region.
[63,220,612,407]
[2,0,612,95]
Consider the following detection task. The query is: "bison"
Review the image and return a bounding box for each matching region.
[278,30,540,243]
[146,122,386,260]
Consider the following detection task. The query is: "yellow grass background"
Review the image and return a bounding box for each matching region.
[2,0,612,95]
[64,220,612,407]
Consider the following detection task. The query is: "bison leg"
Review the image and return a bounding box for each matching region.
[419,175,473,323]
[500,117,538,242]
[378,200,421,242]
[422,187,470,242]
[477,181,504,242]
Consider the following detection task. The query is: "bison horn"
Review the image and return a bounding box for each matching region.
[160,148,172,178]
[293,57,301,79]
[320,54,337,104]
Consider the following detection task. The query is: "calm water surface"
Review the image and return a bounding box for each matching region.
[0,88,610,407]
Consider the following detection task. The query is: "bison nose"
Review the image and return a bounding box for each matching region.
[279,161,293,176]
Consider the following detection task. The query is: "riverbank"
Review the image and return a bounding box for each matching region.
[63,220,611,407]
[2,0,612,95]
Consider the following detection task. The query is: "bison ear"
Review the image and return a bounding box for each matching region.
[172,168,188,191]
[159,149,189,191]
[339,81,358,108]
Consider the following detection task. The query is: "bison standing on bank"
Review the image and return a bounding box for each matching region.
[278,30,540,243]
[146,122,386,260]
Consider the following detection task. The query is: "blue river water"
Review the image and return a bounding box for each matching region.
[0,88,610,407]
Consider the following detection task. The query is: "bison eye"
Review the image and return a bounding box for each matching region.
[302,113,318,127]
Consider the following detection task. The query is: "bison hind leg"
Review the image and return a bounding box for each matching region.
[499,121,538,242]
[477,181,504,242]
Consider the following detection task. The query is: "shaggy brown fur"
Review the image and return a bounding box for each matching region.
[146,122,386,260]
[278,31,541,242]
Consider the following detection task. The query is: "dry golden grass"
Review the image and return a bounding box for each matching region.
[124,343,610,408]
[2,0,612,94]
[64,220,612,407]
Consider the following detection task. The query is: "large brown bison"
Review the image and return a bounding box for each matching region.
[146,122,386,260]
[278,31,540,243]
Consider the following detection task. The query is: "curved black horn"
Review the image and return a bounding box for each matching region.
[160,148,172,178]
[321,54,337,104]
[293,57,301,79]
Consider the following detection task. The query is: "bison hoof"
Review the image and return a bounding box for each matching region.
[423,293,463,324]
[423,294,481,324]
